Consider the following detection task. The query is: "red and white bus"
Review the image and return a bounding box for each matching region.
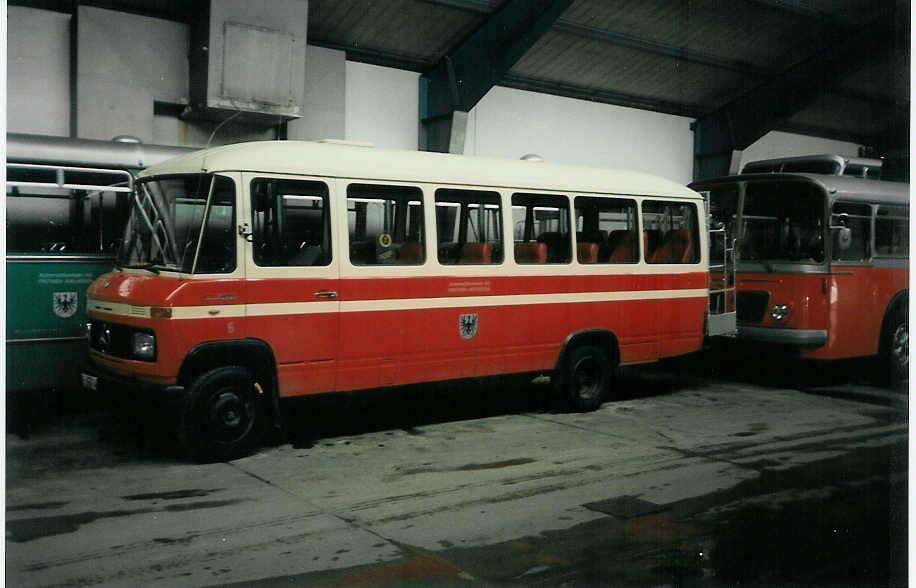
[692,165,908,385]
[82,140,726,460]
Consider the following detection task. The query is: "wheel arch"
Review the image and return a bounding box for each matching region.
[178,338,281,432]
[879,289,909,345]
[555,329,620,371]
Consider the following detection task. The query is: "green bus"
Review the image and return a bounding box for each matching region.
[6,133,191,401]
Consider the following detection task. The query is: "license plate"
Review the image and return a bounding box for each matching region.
[81,373,98,391]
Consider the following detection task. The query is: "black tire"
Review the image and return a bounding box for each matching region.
[880,306,908,389]
[180,366,261,462]
[555,345,612,411]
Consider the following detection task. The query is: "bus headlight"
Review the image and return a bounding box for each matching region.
[771,304,789,321]
[132,332,156,360]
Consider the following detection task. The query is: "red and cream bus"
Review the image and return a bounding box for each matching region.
[692,166,908,386]
[81,140,725,460]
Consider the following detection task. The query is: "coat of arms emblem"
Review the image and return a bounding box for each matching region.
[459,313,478,340]
[53,292,79,319]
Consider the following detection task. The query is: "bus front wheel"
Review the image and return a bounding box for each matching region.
[881,307,908,389]
[556,345,611,412]
[180,366,260,462]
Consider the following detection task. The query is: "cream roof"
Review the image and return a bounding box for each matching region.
[140,140,700,200]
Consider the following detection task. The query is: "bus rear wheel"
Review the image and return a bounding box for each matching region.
[556,345,612,412]
[180,366,260,462]
[881,307,908,388]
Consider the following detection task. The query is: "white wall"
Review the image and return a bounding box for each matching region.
[77,6,189,142]
[288,45,346,141]
[467,86,695,183]
[343,63,695,183]
[740,131,862,169]
[345,62,419,150]
[7,7,71,135]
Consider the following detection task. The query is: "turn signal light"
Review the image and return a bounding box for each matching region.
[150,307,173,319]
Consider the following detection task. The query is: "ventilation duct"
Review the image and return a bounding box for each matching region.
[188,0,307,125]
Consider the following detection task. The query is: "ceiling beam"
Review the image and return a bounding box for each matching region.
[740,0,853,30]
[308,37,433,72]
[692,2,905,180]
[425,0,775,79]
[419,0,573,152]
[552,21,773,78]
[501,74,701,118]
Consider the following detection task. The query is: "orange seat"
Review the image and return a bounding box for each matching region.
[608,231,637,263]
[397,242,424,264]
[516,242,547,264]
[458,242,492,264]
[650,229,694,263]
[576,242,598,264]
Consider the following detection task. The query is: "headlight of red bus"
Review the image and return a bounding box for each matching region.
[770,304,789,321]
[132,332,157,360]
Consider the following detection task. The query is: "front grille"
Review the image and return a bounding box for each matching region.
[736,291,770,323]
[89,321,136,359]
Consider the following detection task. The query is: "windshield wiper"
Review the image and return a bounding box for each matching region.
[123,263,160,274]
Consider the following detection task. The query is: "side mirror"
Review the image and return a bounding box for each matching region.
[831,212,851,251]
[831,225,852,250]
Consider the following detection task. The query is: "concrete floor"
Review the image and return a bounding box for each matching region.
[6,360,908,587]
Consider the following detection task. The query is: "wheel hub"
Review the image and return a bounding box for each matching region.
[573,358,600,400]
[891,323,908,368]
[209,390,246,432]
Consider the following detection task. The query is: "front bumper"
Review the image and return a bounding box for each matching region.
[81,360,186,408]
[737,326,827,347]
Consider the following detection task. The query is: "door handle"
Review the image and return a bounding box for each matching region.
[314,291,338,299]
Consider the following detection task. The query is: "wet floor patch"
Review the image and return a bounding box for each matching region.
[394,458,536,477]
[6,501,68,512]
[121,489,223,501]
[6,499,247,543]
[584,495,668,519]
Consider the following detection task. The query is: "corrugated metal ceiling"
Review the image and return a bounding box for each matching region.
[10,0,909,148]
[307,0,907,146]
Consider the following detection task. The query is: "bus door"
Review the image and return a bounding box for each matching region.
[243,174,339,396]
[337,182,428,390]
[826,201,879,357]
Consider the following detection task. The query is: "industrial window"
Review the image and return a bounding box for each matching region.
[642,201,700,264]
[574,196,639,264]
[251,178,331,267]
[875,205,908,258]
[830,202,871,262]
[347,184,425,265]
[511,193,571,264]
[435,188,503,265]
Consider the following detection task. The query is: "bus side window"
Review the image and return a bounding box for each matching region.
[512,193,571,264]
[347,184,425,266]
[251,178,331,267]
[642,201,700,264]
[831,202,871,262]
[875,205,908,258]
[574,196,638,263]
[435,189,503,265]
[6,187,127,255]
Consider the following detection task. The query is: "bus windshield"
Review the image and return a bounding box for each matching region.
[741,181,825,263]
[118,174,236,273]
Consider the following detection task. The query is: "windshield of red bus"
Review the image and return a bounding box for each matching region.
[707,180,826,264]
[117,174,236,273]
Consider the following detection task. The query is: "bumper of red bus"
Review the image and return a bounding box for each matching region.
[736,326,827,347]
[80,361,186,408]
